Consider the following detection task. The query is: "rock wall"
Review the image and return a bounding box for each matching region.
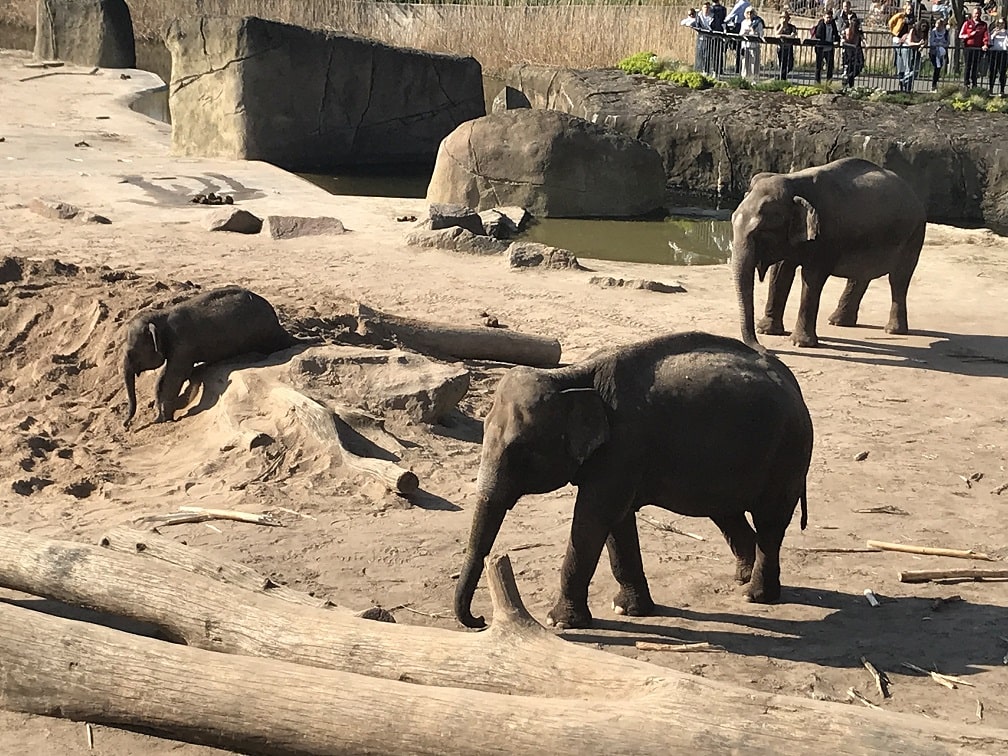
[165,16,485,170]
[34,0,136,68]
[505,64,1008,229]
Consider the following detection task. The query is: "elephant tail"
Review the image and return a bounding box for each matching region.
[799,488,808,531]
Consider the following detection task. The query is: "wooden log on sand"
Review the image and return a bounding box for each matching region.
[898,568,1008,583]
[0,529,1005,753]
[353,303,562,368]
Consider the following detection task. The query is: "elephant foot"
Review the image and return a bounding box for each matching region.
[756,316,786,336]
[745,580,781,604]
[790,331,819,348]
[885,322,909,335]
[734,560,754,585]
[827,310,858,327]
[612,587,655,617]
[546,599,593,630]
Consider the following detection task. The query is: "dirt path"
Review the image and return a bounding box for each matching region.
[1,48,1007,753]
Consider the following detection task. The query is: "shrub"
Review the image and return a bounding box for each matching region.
[783,84,830,98]
[617,51,664,77]
[656,69,716,89]
[985,96,1008,113]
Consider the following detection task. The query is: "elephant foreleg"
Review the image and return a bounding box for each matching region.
[710,512,757,584]
[605,512,655,617]
[827,279,870,327]
[548,487,628,630]
[154,361,193,423]
[756,260,797,336]
[792,267,830,347]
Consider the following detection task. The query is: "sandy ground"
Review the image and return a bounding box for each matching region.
[1,48,1007,754]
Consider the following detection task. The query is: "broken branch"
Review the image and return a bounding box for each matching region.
[897,568,1008,583]
[866,541,996,561]
[635,641,724,653]
[134,507,282,528]
[861,656,890,699]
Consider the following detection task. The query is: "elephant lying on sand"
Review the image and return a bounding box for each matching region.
[122,286,295,427]
[454,332,814,630]
[731,157,926,349]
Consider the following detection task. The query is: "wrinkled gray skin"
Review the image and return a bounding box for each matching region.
[122,286,294,427]
[731,157,926,349]
[454,332,814,630]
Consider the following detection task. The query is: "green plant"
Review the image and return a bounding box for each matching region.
[724,76,754,90]
[617,51,664,77]
[783,84,830,98]
[656,69,716,89]
[753,79,793,92]
[985,96,1008,113]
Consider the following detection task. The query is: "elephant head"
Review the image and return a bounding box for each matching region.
[454,367,609,628]
[731,178,820,347]
[122,315,167,427]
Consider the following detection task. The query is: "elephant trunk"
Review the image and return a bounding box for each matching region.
[122,354,137,428]
[454,486,511,629]
[732,239,761,349]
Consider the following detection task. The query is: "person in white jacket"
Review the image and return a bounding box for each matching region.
[739,7,765,80]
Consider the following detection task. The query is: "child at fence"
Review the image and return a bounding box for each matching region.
[986,18,1008,95]
[841,16,866,88]
[739,7,766,80]
[928,16,950,91]
[775,11,799,80]
[960,4,988,89]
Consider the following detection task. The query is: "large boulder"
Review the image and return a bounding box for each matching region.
[504,63,1008,230]
[425,110,667,218]
[33,0,135,68]
[165,16,484,170]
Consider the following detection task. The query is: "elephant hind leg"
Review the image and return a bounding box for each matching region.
[711,512,756,584]
[747,508,792,603]
[886,227,925,334]
[827,278,870,327]
[606,512,655,617]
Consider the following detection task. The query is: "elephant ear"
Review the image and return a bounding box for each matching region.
[148,321,162,356]
[789,195,820,246]
[560,388,610,466]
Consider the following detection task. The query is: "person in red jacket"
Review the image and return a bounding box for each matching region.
[960,4,989,88]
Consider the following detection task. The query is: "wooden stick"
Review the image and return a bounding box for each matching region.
[639,515,705,541]
[635,641,724,653]
[847,688,882,710]
[900,663,974,689]
[898,568,1008,583]
[861,656,890,699]
[866,541,996,561]
[134,508,282,528]
[792,547,877,554]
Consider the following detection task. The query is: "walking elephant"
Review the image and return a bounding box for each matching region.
[731,157,926,348]
[121,286,295,427]
[454,332,813,630]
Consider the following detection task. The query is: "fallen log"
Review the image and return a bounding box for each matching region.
[898,568,1008,583]
[353,302,562,368]
[1,528,1008,753]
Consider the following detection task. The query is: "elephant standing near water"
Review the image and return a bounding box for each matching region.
[121,286,294,427]
[731,157,926,349]
[453,332,814,630]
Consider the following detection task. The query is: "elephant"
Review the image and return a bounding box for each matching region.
[453,331,813,630]
[731,157,926,349]
[122,286,295,427]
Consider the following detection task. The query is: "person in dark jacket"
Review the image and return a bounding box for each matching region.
[810,8,841,82]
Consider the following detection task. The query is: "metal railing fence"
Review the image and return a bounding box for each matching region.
[687,29,985,92]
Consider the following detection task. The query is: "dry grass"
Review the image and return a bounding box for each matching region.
[0,0,700,75]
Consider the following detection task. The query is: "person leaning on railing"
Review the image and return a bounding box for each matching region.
[899,19,930,93]
[841,14,866,88]
[775,11,799,80]
[928,16,950,91]
[889,3,915,85]
[960,4,989,89]
[985,18,1008,96]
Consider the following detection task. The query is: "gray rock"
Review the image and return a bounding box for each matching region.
[478,209,517,239]
[265,215,346,239]
[503,62,1008,229]
[29,198,81,220]
[491,86,531,113]
[288,346,471,424]
[405,227,511,255]
[507,242,583,270]
[589,276,686,293]
[495,206,531,232]
[429,203,485,235]
[426,109,666,218]
[34,0,136,68]
[165,17,484,170]
[206,209,263,234]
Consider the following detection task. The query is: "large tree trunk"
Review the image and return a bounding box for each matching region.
[0,527,1006,754]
